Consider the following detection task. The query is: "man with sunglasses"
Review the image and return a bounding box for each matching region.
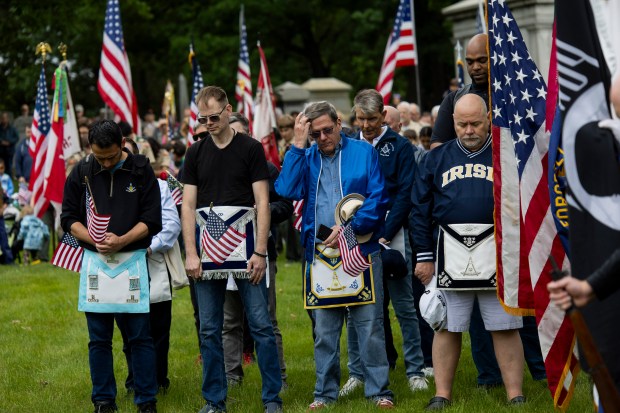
[275,101,393,410]
[181,86,282,413]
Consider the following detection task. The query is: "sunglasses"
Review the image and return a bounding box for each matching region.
[197,106,226,125]
[309,127,335,139]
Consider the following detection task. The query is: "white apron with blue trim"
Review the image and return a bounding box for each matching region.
[78,249,149,313]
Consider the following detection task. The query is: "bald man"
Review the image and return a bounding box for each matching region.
[431,34,489,149]
[384,105,402,133]
[411,95,525,409]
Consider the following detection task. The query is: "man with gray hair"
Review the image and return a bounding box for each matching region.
[412,94,525,409]
[341,89,427,397]
[275,101,393,409]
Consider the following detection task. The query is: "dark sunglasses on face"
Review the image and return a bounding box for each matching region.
[309,127,334,139]
[197,106,226,125]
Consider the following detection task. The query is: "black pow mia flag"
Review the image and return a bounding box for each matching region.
[557,0,620,392]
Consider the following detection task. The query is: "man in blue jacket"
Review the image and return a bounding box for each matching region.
[275,101,393,409]
[340,89,427,397]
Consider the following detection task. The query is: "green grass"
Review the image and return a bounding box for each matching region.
[0,258,593,412]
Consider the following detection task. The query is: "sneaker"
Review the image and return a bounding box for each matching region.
[307,400,327,410]
[374,397,395,409]
[227,376,243,387]
[409,376,429,392]
[93,402,118,413]
[264,402,283,413]
[339,376,364,397]
[198,405,222,413]
[137,402,157,413]
[422,367,434,378]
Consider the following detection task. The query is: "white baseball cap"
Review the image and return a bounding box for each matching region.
[419,282,447,331]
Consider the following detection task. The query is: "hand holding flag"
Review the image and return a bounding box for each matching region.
[338,223,370,277]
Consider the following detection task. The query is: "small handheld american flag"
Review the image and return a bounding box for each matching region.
[160,171,183,205]
[52,232,84,272]
[85,185,111,244]
[338,223,369,277]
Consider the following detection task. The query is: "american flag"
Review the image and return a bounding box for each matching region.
[293,200,303,232]
[202,209,246,265]
[86,186,111,244]
[376,0,417,105]
[338,224,369,277]
[52,232,84,273]
[160,171,183,205]
[29,65,51,218]
[235,5,253,127]
[97,0,140,134]
[488,1,577,409]
[187,43,204,146]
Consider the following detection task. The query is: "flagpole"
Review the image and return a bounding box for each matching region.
[411,0,422,108]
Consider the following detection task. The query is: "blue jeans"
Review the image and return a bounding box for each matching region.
[312,251,393,402]
[195,277,282,411]
[347,272,425,378]
[86,312,157,406]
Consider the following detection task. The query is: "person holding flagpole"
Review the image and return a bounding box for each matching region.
[181,86,282,413]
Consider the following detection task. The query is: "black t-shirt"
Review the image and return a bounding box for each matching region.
[182,132,270,208]
[430,82,489,145]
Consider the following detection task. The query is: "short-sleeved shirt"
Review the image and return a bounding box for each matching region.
[182,132,270,208]
[431,83,488,145]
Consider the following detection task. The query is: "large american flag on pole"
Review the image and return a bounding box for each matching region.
[187,43,204,146]
[86,186,111,244]
[52,232,83,273]
[338,223,369,277]
[235,5,253,128]
[29,65,51,219]
[488,1,578,409]
[376,0,417,105]
[202,209,246,265]
[97,0,140,134]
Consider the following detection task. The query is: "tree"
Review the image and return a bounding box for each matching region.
[1,0,455,118]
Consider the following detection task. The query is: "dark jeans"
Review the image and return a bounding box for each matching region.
[120,300,172,390]
[86,312,157,406]
[411,273,434,367]
[470,301,547,385]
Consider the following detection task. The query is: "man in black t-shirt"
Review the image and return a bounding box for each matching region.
[430,34,489,149]
[181,86,282,413]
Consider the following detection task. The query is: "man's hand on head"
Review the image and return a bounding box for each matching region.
[293,112,311,149]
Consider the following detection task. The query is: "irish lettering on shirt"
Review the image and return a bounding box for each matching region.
[441,164,493,187]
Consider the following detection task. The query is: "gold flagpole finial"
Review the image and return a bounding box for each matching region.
[58,43,68,61]
[35,42,52,63]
